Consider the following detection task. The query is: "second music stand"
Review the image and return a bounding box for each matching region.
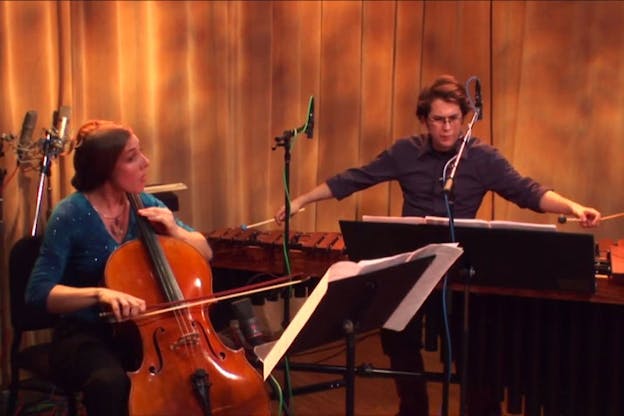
[256,244,462,416]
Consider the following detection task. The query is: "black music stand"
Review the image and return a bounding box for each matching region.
[257,253,452,416]
[339,220,596,293]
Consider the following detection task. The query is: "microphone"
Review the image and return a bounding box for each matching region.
[51,105,71,154]
[475,79,483,120]
[304,96,314,139]
[231,297,265,347]
[17,110,38,165]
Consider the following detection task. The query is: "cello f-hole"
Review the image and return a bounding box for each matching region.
[194,320,226,360]
[149,327,166,375]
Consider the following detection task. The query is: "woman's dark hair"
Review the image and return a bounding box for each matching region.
[415,75,471,121]
[71,120,133,192]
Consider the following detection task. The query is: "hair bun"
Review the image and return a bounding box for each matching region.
[74,120,120,148]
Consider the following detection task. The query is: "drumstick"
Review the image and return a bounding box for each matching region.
[557,212,624,224]
[241,207,306,230]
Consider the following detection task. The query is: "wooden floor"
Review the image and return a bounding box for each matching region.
[269,330,460,416]
[2,330,463,415]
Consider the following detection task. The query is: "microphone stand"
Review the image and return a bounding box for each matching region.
[272,114,311,411]
[31,130,62,236]
[442,110,478,196]
[31,132,52,236]
[0,142,6,323]
[441,109,479,416]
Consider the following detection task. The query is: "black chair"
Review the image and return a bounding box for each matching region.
[7,235,79,415]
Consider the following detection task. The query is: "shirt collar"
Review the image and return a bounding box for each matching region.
[420,134,472,160]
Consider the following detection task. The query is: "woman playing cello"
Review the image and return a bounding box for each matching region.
[26,120,270,415]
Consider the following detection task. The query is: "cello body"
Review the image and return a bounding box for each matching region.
[106,229,271,415]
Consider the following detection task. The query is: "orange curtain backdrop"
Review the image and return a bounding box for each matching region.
[1,0,624,384]
[492,1,624,227]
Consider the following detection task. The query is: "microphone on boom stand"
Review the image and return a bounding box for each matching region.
[271,95,315,409]
[0,110,39,169]
[304,97,314,138]
[442,76,481,195]
[17,110,38,166]
[231,297,266,347]
[475,78,483,120]
[440,76,483,416]
[31,105,72,236]
[49,105,72,156]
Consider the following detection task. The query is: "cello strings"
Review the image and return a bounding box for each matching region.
[128,193,195,337]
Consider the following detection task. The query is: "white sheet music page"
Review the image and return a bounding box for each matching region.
[363,214,555,231]
[362,215,426,224]
[424,216,555,230]
[254,274,329,380]
[424,216,489,228]
[383,243,463,332]
[327,251,415,282]
[488,220,556,231]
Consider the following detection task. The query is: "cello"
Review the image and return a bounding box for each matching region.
[105,193,271,415]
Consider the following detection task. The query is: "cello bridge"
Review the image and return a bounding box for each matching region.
[171,332,200,350]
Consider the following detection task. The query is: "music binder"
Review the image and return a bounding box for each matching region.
[254,243,463,380]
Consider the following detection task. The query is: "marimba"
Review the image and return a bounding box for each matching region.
[206,228,346,277]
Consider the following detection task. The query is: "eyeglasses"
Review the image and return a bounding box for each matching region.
[428,114,462,126]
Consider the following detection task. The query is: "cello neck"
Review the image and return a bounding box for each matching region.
[127,193,184,302]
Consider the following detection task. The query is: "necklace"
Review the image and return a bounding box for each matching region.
[101,211,125,237]
[109,218,126,240]
[99,209,125,224]
[87,194,128,240]
[100,205,127,240]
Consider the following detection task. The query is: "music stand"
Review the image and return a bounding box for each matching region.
[288,255,433,353]
[339,219,595,293]
[256,244,463,416]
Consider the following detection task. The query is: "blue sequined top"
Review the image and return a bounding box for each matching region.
[25,191,194,323]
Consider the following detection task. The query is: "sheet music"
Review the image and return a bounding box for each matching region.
[384,243,463,331]
[362,215,426,225]
[326,250,417,282]
[254,274,329,380]
[488,220,556,231]
[424,216,490,228]
[362,214,556,232]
